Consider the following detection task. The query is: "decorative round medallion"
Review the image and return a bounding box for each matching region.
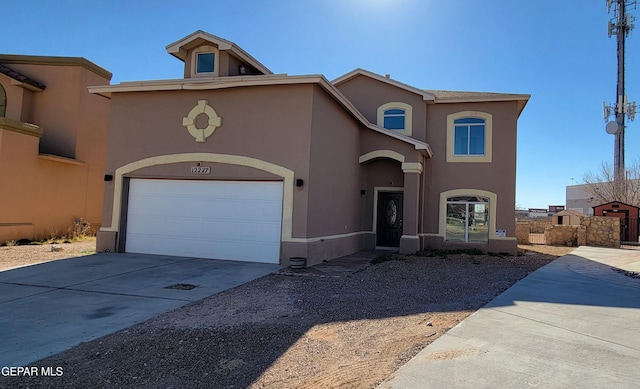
[385,200,397,226]
[182,100,222,142]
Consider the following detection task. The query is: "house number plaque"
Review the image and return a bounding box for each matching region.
[190,166,211,174]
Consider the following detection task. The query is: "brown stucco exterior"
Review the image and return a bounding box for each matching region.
[91,31,529,265]
[0,56,111,243]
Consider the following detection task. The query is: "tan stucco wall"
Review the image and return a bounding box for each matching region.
[0,60,110,243]
[99,84,317,259]
[98,81,422,264]
[0,129,96,242]
[302,85,365,263]
[0,77,28,121]
[335,75,427,142]
[424,101,519,239]
[336,74,521,253]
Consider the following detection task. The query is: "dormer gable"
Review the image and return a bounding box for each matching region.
[165,30,272,79]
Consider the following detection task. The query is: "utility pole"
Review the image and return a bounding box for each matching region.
[604,0,637,182]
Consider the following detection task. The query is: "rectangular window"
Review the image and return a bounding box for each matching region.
[446,197,489,243]
[446,203,467,242]
[469,125,485,155]
[454,118,485,156]
[383,108,406,130]
[454,126,468,154]
[384,116,405,130]
[196,53,215,73]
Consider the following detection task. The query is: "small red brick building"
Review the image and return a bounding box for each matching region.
[593,201,640,242]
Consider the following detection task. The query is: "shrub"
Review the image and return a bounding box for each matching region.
[371,253,398,264]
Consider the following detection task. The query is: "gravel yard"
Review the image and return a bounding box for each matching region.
[0,242,572,389]
[0,239,96,271]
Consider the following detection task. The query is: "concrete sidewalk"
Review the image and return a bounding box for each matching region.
[0,253,280,367]
[379,246,640,389]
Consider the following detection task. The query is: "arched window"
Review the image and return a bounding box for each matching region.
[454,117,485,156]
[376,102,412,136]
[0,84,6,117]
[446,111,493,163]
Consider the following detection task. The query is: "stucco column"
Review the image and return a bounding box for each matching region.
[400,163,422,254]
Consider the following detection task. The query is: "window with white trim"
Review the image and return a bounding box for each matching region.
[190,45,219,77]
[377,102,412,136]
[446,111,492,163]
[196,52,215,74]
[383,108,405,130]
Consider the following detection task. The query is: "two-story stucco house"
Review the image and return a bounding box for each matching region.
[0,55,111,243]
[90,31,529,266]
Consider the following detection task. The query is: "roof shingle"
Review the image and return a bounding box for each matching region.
[0,63,46,90]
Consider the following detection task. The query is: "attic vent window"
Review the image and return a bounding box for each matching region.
[196,53,215,73]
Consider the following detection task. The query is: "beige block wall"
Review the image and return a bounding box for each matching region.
[516,218,552,233]
[581,216,620,248]
[542,217,620,248]
[544,225,578,246]
[515,222,530,244]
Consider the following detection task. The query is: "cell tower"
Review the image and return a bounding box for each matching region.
[603,0,637,181]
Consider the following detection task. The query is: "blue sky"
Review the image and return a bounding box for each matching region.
[2,0,638,209]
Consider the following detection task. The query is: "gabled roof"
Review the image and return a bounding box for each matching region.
[0,63,45,91]
[593,201,640,210]
[556,209,586,217]
[332,68,436,101]
[166,31,272,75]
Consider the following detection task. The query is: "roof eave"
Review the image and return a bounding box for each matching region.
[0,54,111,80]
[428,94,531,117]
[332,68,436,101]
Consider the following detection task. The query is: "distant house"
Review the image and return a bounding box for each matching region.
[552,209,584,226]
[0,55,111,243]
[548,205,565,213]
[90,31,530,265]
[527,208,549,218]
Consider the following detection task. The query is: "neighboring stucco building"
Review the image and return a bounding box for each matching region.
[0,55,111,243]
[91,31,529,266]
[566,183,596,216]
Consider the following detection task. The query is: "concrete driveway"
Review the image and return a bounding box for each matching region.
[0,253,280,367]
[379,246,640,389]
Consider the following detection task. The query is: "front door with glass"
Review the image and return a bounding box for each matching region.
[376,192,403,247]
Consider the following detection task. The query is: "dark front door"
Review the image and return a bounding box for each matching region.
[376,192,403,247]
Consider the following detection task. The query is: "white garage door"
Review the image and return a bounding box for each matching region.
[125,179,283,263]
